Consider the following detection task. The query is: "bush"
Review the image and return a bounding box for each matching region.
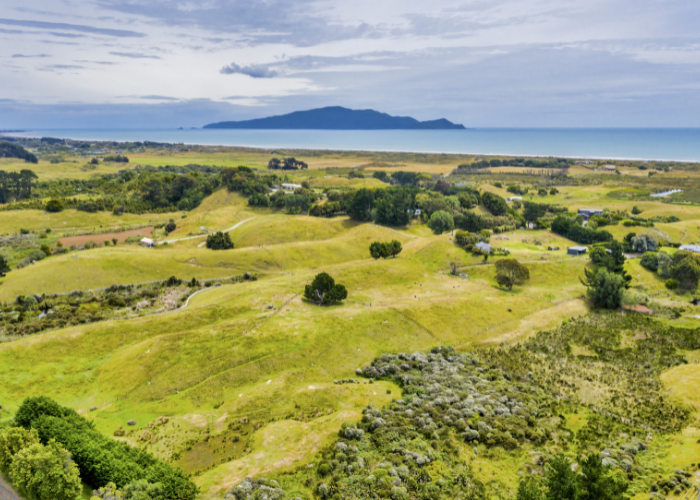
[581,268,624,308]
[454,211,484,232]
[369,240,402,259]
[164,220,176,234]
[45,199,64,212]
[40,243,52,256]
[551,215,613,245]
[495,259,530,290]
[640,252,659,271]
[427,210,454,234]
[206,232,234,250]
[10,439,82,500]
[665,278,678,290]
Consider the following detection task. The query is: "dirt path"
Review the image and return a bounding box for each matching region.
[159,217,255,245]
[0,476,22,500]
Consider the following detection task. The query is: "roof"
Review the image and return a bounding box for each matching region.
[679,245,700,253]
[568,246,587,251]
[141,237,154,244]
[475,242,491,253]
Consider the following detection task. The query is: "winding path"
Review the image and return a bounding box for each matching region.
[0,476,21,500]
[157,217,255,245]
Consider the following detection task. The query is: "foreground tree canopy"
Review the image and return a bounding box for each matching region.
[495,258,530,290]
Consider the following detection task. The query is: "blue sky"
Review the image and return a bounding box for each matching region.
[1,0,700,128]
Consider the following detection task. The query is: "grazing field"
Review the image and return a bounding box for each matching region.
[1,143,700,500]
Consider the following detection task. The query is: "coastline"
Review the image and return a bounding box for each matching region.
[4,128,700,163]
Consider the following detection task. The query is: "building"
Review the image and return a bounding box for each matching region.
[141,237,154,247]
[679,244,700,254]
[506,196,523,203]
[475,242,491,254]
[282,183,302,191]
[578,208,604,219]
[568,246,587,256]
[604,165,616,171]
[548,246,559,251]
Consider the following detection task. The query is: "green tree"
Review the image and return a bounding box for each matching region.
[640,252,658,271]
[40,243,52,256]
[481,191,508,216]
[389,240,402,258]
[495,259,530,290]
[545,454,579,500]
[0,427,41,471]
[45,199,64,212]
[581,268,624,309]
[205,232,234,250]
[369,242,383,259]
[657,251,672,278]
[578,453,628,500]
[0,254,10,277]
[10,439,82,500]
[112,238,118,246]
[428,210,454,234]
[304,272,347,305]
[671,250,700,289]
[516,478,545,500]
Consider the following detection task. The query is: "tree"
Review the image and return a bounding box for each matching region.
[369,242,383,259]
[0,427,41,471]
[304,272,347,305]
[640,252,658,271]
[45,199,64,212]
[112,238,118,246]
[390,240,402,258]
[481,191,508,216]
[545,454,579,500]
[516,478,545,500]
[10,439,82,500]
[0,254,10,277]
[40,243,52,256]
[455,211,484,232]
[672,255,700,290]
[428,210,454,234]
[267,158,281,169]
[578,453,628,500]
[495,259,530,290]
[205,232,234,250]
[164,220,177,234]
[657,251,672,278]
[581,268,624,309]
[630,234,658,253]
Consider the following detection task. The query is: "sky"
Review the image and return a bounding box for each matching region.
[1,0,700,128]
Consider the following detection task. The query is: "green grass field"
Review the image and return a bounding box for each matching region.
[2,152,700,499]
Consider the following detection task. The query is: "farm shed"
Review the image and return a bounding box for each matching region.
[568,246,587,256]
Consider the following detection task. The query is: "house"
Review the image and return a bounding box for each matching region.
[141,237,154,248]
[679,244,700,254]
[567,246,587,256]
[282,183,302,191]
[475,242,491,254]
[604,165,616,171]
[577,208,604,219]
[575,160,594,165]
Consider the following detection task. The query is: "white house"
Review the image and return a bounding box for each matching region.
[604,165,616,171]
[282,183,302,191]
[141,237,154,247]
[679,244,700,254]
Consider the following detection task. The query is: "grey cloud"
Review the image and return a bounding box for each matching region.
[139,95,180,101]
[220,62,279,78]
[0,18,146,38]
[98,0,381,46]
[49,32,86,38]
[109,51,161,59]
[0,28,26,34]
[12,53,51,58]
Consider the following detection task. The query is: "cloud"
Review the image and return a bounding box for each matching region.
[39,64,84,72]
[139,95,180,101]
[0,18,145,38]
[12,53,51,58]
[49,32,86,38]
[220,62,279,78]
[109,51,161,59]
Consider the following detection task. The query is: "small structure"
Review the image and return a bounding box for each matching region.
[141,237,154,248]
[475,242,491,254]
[575,160,594,165]
[568,246,587,256]
[578,208,604,219]
[506,196,523,203]
[548,246,559,251]
[679,244,700,254]
[282,183,302,191]
[604,165,616,171]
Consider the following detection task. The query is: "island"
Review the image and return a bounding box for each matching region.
[203,106,466,130]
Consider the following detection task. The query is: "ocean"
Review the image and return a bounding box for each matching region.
[5,128,700,162]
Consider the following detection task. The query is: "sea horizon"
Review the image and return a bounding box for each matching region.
[4,127,700,162]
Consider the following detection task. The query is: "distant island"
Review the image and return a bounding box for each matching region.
[203,106,465,130]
